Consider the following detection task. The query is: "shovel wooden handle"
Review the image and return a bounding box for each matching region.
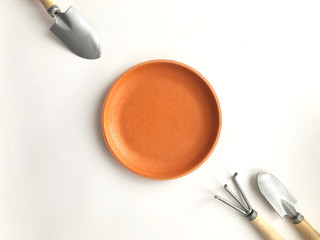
[250,214,285,240]
[39,0,57,11]
[294,218,320,240]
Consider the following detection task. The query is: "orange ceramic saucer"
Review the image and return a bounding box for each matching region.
[101,60,222,180]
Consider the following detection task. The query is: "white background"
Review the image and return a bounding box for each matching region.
[1,0,319,239]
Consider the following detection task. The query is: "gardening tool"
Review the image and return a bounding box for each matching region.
[257,172,320,240]
[215,173,285,240]
[38,0,101,59]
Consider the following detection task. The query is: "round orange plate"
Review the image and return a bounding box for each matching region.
[102,60,222,180]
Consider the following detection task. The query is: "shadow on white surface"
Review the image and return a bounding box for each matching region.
[25,0,52,25]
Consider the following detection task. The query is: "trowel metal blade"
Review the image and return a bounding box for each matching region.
[257,172,297,218]
[51,7,101,59]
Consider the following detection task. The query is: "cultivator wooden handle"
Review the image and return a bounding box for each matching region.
[250,214,285,240]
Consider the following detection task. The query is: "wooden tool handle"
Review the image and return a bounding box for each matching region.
[294,218,320,240]
[39,0,57,11]
[250,214,285,240]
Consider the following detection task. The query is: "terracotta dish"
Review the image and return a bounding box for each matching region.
[101,60,222,180]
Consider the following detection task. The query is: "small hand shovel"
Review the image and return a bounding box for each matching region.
[257,172,320,240]
[38,0,102,59]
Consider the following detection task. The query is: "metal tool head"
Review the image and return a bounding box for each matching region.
[215,173,257,220]
[257,172,297,218]
[51,7,102,59]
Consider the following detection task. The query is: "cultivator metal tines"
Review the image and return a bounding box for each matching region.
[215,172,257,220]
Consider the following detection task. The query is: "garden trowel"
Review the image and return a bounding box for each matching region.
[38,0,101,59]
[257,172,320,240]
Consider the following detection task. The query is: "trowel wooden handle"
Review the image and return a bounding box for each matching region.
[39,0,57,11]
[294,218,320,240]
[250,214,285,240]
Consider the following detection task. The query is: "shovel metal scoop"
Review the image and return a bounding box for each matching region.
[38,0,101,59]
